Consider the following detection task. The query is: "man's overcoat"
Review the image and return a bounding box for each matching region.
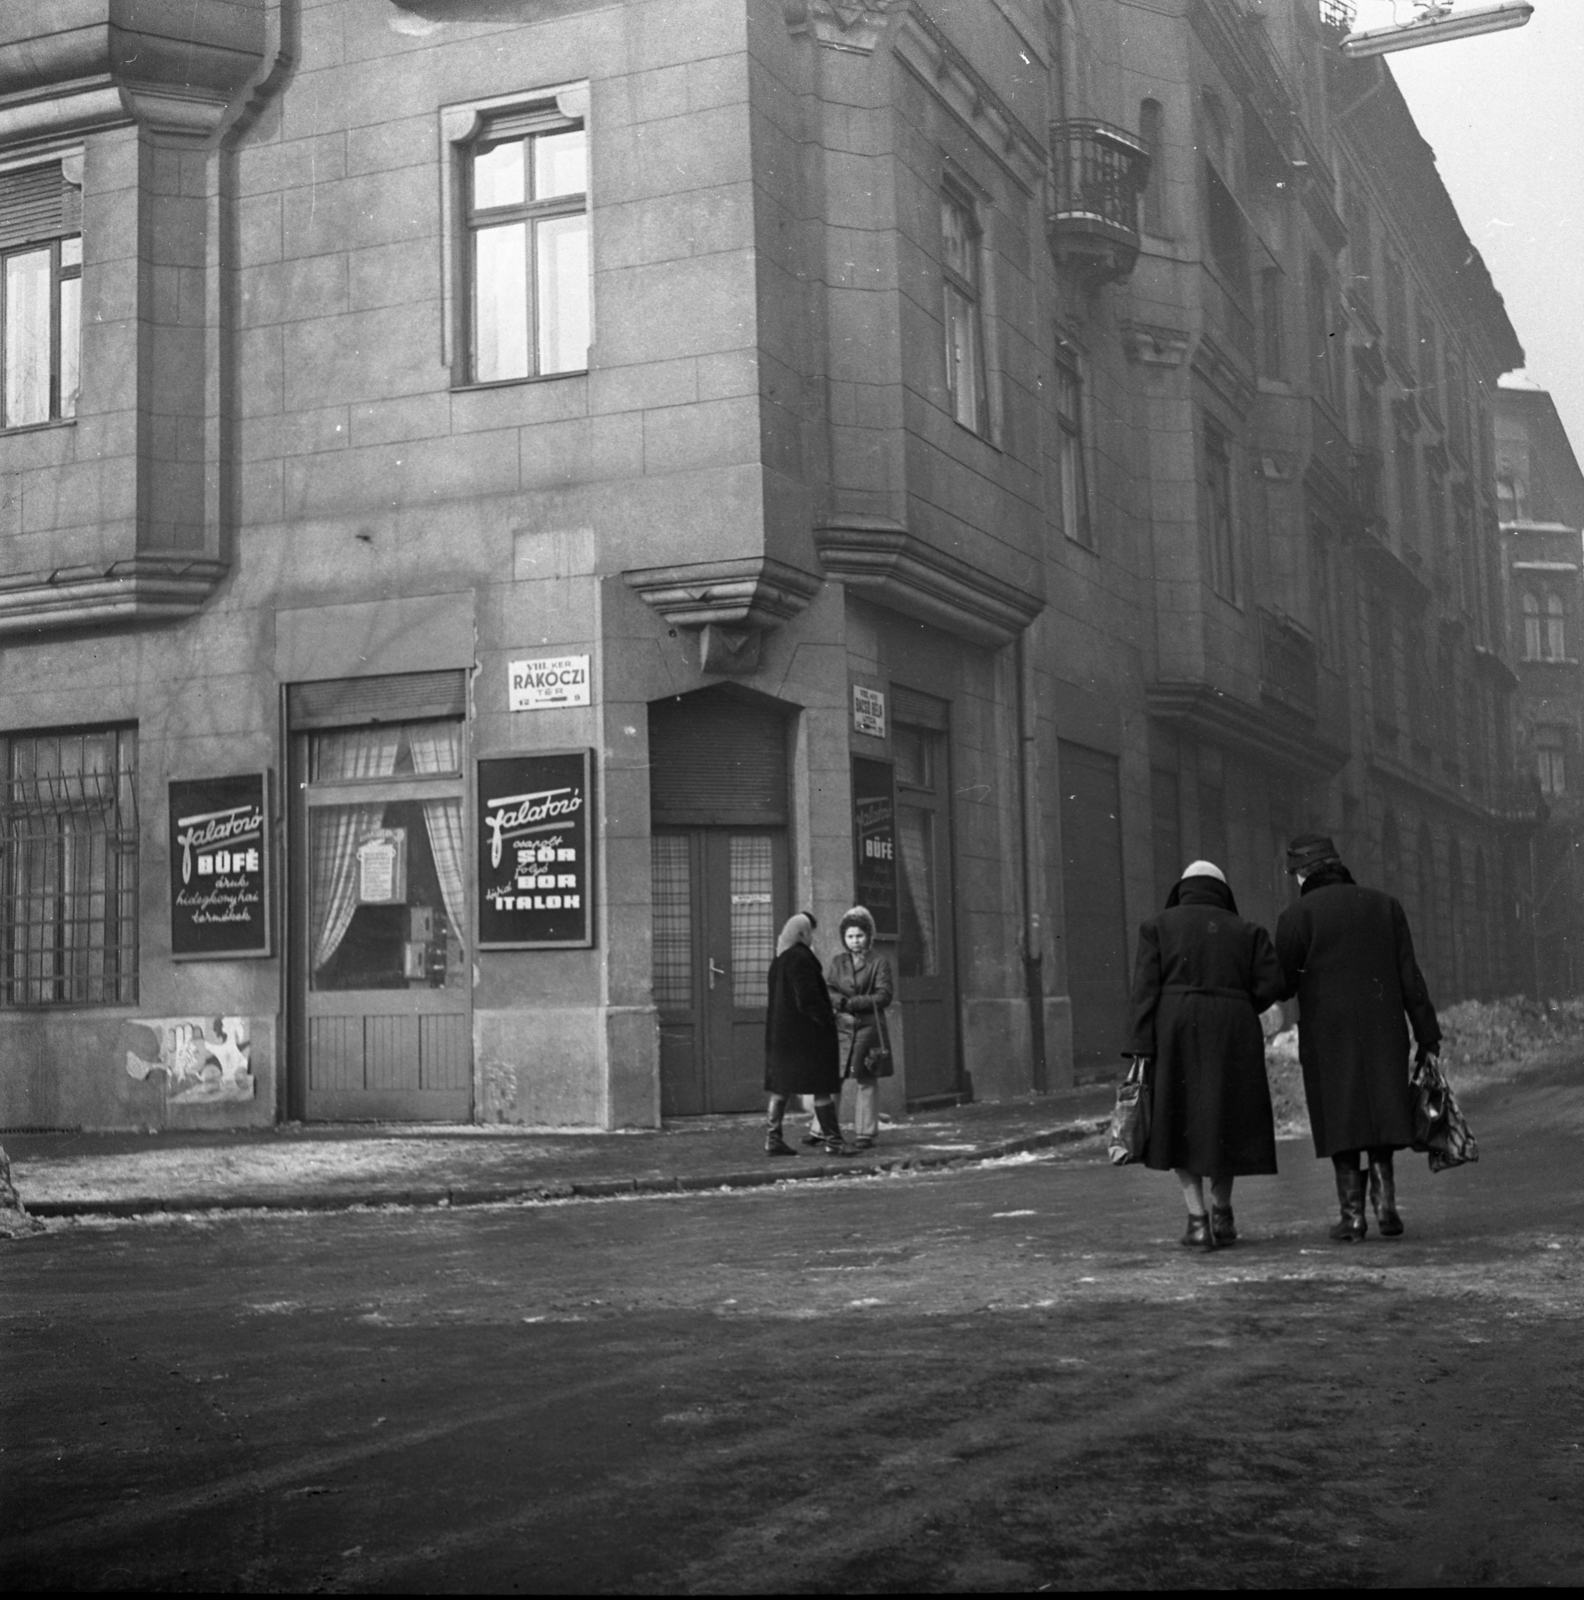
[1275,872,1441,1157]
[763,942,841,1096]
[1123,877,1285,1176]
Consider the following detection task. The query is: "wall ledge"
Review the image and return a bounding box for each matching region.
[0,554,228,639]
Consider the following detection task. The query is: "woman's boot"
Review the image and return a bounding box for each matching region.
[765,1097,797,1158]
[1368,1154,1404,1236]
[1328,1167,1367,1242]
[813,1099,855,1156]
[1180,1211,1216,1251]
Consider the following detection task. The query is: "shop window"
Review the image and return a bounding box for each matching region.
[1537,727,1566,797]
[0,158,82,430]
[1054,345,1092,547]
[1202,421,1238,601]
[941,185,989,435]
[0,726,137,1007]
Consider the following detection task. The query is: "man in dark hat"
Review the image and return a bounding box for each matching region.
[1275,834,1441,1241]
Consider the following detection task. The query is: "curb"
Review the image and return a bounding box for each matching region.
[20,1118,1107,1221]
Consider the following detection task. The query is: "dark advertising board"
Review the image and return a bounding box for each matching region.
[169,773,272,959]
[477,750,594,948]
[851,755,898,938]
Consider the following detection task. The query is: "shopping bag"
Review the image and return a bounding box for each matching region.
[1107,1056,1152,1166]
[1410,1053,1479,1173]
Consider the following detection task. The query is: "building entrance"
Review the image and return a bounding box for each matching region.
[648,685,792,1116]
[286,674,472,1121]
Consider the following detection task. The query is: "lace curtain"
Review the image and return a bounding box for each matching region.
[308,727,400,971]
[407,723,466,943]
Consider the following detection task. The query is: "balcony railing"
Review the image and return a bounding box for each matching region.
[1048,120,1150,285]
[1318,0,1356,34]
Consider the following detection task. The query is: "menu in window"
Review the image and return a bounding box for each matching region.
[169,773,272,959]
[477,750,594,948]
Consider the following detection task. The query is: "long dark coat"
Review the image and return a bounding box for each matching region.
[1123,878,1285,1176]
[1275,871,1441,1158]
[764,942,841,1096]
[826,951,894,1079]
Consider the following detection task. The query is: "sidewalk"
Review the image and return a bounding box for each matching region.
[2,1088,1117,1219]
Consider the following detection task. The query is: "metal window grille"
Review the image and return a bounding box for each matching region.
[1,727,138,1007]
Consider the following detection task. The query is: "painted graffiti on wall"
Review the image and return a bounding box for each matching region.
[126,1016,257,1103]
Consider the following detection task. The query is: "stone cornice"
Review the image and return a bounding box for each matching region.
[1190,330,1257,417]
[784,0,903,55]
[1121,322,1192,368]
[1146,680,1349,780]
[814,517,1042,649]
[0,555,229,639]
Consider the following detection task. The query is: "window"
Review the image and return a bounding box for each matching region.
[1,726,137,1007]
[466,114,589,382]
[1546,592,1567,661]
[1523,592,1543,659]
[1384,251,1409,364]
[0,160,82,429]
[1394,403,1420,549]
[1139,98,1165,233]
[1418,314,1439,406]
[1054,348,1091,547]
[1204,162,1248,298]
[1260,266,1285,380]
[1369,600,1396,732]
[1445,349,1470,458]
[1307,255,1336,406]
[1537,727,1566,797]
[1346,194,1373,312]
[941,188,988,434]
[1496,472,1527,523]
[1203,422,1237,600]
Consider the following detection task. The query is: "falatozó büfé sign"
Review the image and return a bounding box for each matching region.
[851,755,898,938]
[169,773,271,958]
[477,750,594,947]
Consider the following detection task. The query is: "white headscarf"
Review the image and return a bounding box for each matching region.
[775,912,815,955]
[1180,860,1226,884]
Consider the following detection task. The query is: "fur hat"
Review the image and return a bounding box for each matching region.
[838,905,876,938]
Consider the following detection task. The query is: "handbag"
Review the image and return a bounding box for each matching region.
[1107,1055,1152,1166]
[865,995,895,1078]
[1410,1053,1479,1172]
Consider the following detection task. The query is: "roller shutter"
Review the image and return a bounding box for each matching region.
[649,686,790,826]
[287,670,468,729]
[0,163,78,252]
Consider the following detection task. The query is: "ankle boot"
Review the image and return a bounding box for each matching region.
[765,1106,797,1158]
[1328,1167,1367,1242]
[1368,1156,1403,1236]
[1210,1203,1237,1245]
[1180,1211,1216,1250]
[813,1100,855,1156]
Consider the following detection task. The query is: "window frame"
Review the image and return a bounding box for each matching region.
[1545,591,1567,661]
[1201,419,1239,603]
[439,84,591,390]
[1053,342,1092,549]
[0,155,83,433]
[0,723,138,1010]
[1536,726,1566,797]
[940,182,990,438]
[1522,590,1543,660]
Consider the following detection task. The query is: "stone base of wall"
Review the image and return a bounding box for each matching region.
[476,1004,661,1130]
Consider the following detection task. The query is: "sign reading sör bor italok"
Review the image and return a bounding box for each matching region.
[476,751,594,947]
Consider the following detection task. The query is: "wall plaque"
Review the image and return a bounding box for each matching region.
[852,684,887,738]
[477,749,594,948]
[509,654,591,711]
[169,773,272,959]
[851,755,898,938]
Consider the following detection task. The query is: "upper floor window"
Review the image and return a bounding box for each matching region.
[1417,313,1440,403]
[1523,591,1542,659]
[1,159,82,430]
[1345,193,1373,312]
[1384,250,1409,364]
[1138,98,1165,233]
[1496,472,1527,523]
[1,725,137,1008]
[1260,266,1285,380]
[467,114,589,382]
[1537,726,1566,797]
[1202,422,1237,601]
[1307,254,1337,407]
[1054,347,1091,547]
[1393,402,1420,549]
[1546,591,1567,660]
[941,187,989,435]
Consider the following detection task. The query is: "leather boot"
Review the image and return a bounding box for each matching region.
[1210,1204,1237,1245]
[765,1100,796,1158]
[1180,1212,1216,1251]
[813,1099,855,1156]
[1328,1167,1367,1242]
[1368,1155,1404,1236]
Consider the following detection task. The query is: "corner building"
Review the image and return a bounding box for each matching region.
[0,0,1531,1130]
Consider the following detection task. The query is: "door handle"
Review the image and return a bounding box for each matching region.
[708,958,726,990]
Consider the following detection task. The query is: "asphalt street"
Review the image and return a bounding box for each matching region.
[4,1063,1583,1592]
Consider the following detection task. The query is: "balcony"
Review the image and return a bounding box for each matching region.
[1318,0,1357,35]
[1048,120,1150,286]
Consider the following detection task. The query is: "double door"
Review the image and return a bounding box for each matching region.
[653,828,788,1116]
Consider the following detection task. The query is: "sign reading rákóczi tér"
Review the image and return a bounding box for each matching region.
[477,750,594,948]
[169,773,272,958]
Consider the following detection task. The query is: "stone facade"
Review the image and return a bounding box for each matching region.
[0,0,1535,1131]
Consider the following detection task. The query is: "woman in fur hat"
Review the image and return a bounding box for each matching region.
[821,905,895,1151]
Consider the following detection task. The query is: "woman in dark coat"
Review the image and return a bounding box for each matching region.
[1123,861,1285,1249]
[824,905,894,1151]
[763,912,850,1157]
[1275,834,1441,1241]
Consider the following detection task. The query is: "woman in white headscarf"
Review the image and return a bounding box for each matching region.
[763,912,850,1157]
[1122,861,1284,1250]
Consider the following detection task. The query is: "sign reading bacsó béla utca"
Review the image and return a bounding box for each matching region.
[477,750,594,948]
[169,773,272,958]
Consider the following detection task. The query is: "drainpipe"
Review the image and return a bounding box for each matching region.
[1014,631,1048,1091]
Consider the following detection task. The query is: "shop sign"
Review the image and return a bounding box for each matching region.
[852,684,887,738]
[477,749,594,948]
[851,755,898,938]
[509,654,591,711]
[169,773,272,959]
